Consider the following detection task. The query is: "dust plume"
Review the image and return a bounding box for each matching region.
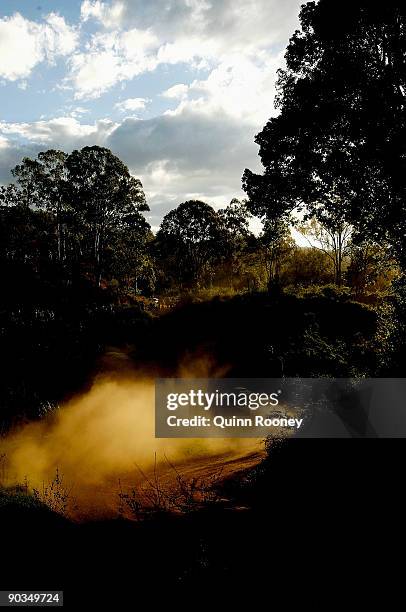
[1,371,261,513]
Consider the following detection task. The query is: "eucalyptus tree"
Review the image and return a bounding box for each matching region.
[65,146,149,286]
[243,1,406,272]
[156,200,228,288]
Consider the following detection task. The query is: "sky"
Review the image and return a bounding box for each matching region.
[0,0,303,230]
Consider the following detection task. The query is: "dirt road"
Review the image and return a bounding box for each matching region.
[71,444,264,521]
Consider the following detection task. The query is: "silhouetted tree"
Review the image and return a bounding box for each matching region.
[218,198,251,238]
[243,0,406,272]
[1,147,151,292]
[65,146,149,286]
[109,217,156,294]
[12,150,68,263]
[216,198,253,285]
[156,200,228,288]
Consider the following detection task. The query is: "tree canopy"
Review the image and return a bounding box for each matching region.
[243,0,406,268]
[1,146,151,290]
[156,200,228,287]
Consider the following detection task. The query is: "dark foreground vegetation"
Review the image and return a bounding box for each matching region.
[1,438,403,606]
[1,0,406,603]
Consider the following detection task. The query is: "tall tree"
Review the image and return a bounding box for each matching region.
[156,200,227,288]
[259,217,294,290]
[11,150,68,263]
[2,147,150,291]
[217,198,253,284]
[218,198,251,239]
[298,218,352,286]
[243,0,406,271]
[65,146,149,286]
[109,217,155,294]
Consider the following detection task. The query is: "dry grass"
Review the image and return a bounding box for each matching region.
[31,468,77,517]
[118,453,225,519]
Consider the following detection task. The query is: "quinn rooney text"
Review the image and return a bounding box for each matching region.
[166,415,304,429]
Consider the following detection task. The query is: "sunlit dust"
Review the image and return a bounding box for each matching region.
[1,372,262,518]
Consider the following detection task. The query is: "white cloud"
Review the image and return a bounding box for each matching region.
[43,13,79,57]
[0,135,9,149]
[68,29,158,99]
[69,49,123,100]
[115,97,150,113]
[168,53,283,125]
[80,0,125,28]
[0,117,118,147]
[83,0,301,53]
[69,106,90,118]
[72,0,301,100]
[162,83,189,99]
[156,38,215,68]
[0,12,78,81]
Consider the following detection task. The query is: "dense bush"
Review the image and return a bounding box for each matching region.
[135,289,378,378]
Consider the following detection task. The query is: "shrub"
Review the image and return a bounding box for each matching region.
[118,455,224,519]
